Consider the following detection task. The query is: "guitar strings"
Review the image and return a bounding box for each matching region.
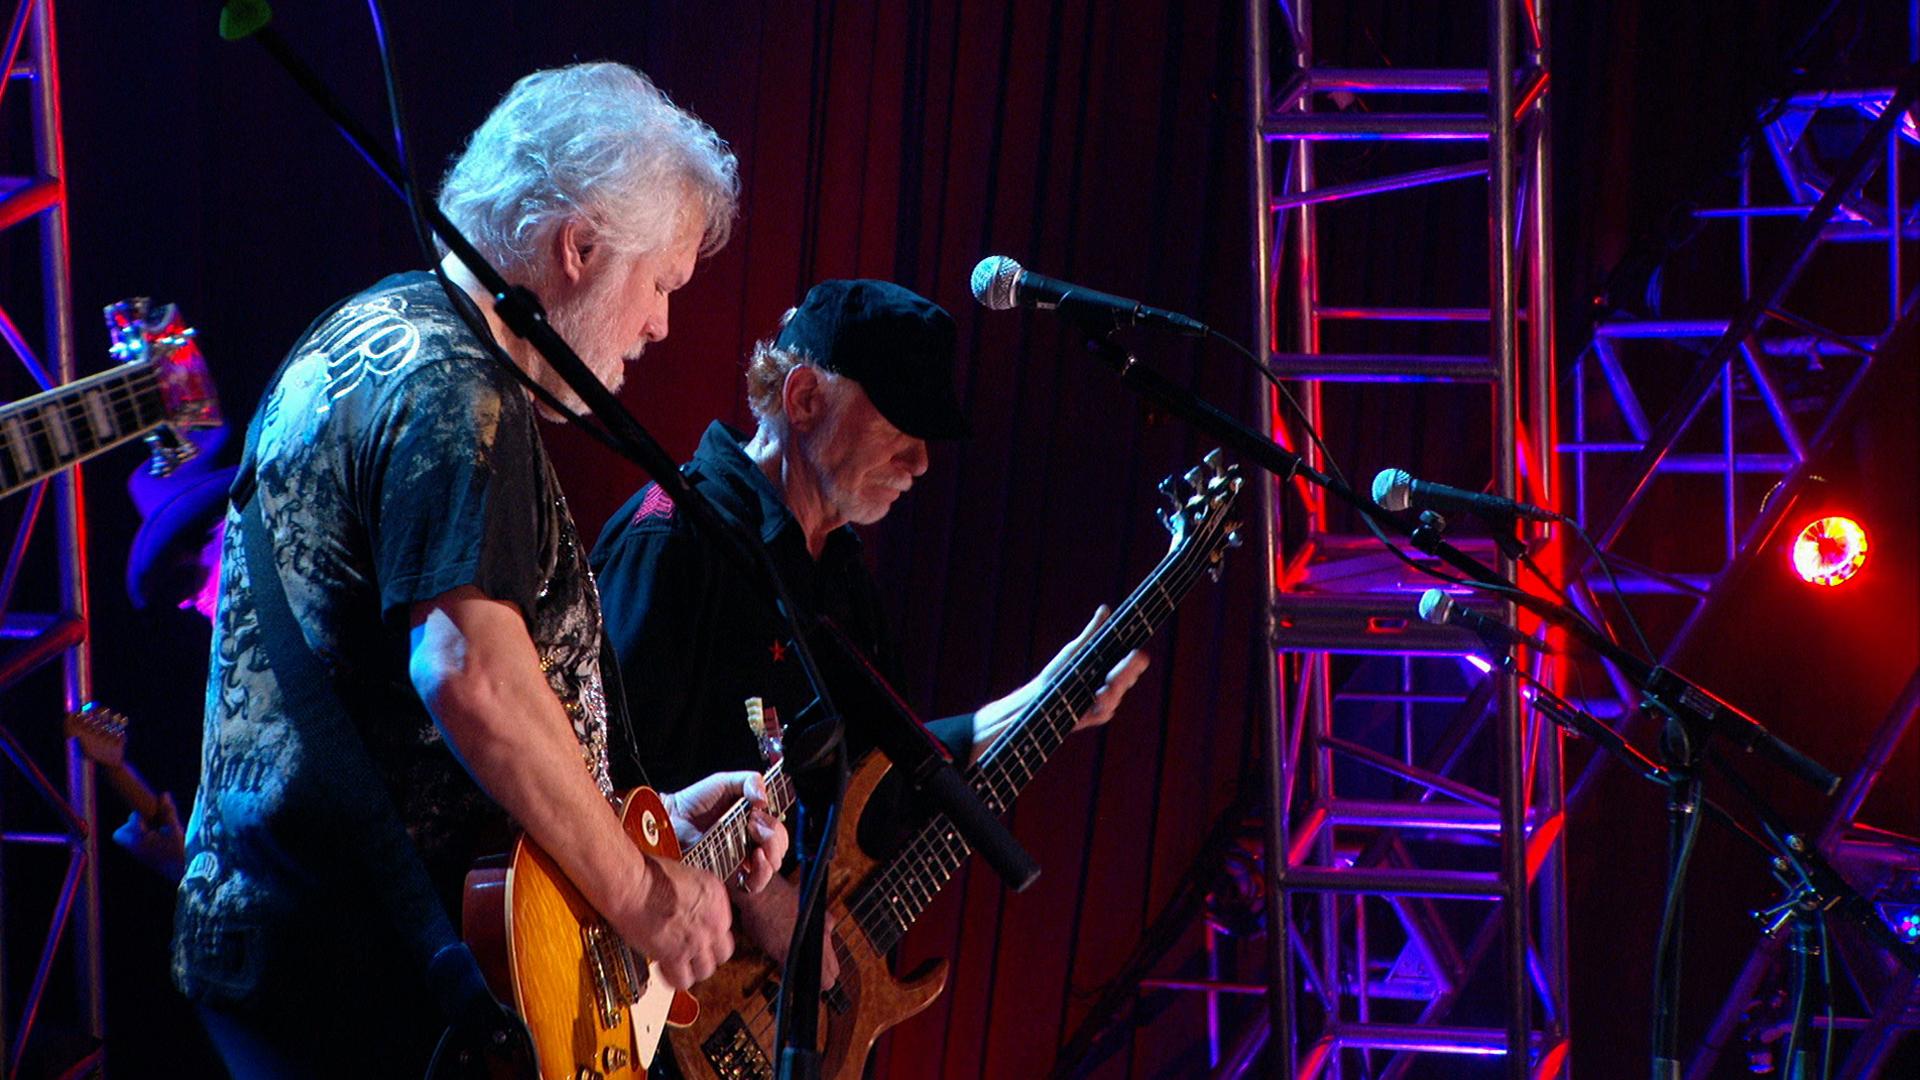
[731,928,859,1053]
[726,505,1232,1071]
[683,761,793,878]
[847,599,1167,935]
[857,567,1182,917]
[3,366,164,476]
[844,500,1234,944]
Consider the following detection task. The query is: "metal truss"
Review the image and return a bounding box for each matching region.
[1236,1,1567,1076]
[0,1,103,1076]
[1561,20,1920,731]
[1553,5,1920,1076]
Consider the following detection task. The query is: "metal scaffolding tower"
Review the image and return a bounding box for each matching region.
[1248,2,1566,1076]
[0,0,103,1076]
[1546,3,1920,1073]
[1558,9,1918,733]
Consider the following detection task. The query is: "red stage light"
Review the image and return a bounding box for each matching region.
[1791,516,1869,587]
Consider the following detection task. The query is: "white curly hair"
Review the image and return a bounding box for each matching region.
[437,63,739,286]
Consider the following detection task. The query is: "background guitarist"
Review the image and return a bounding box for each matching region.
[172,65,786,1078]
[104,422,237,881]
[590,279,1149,1040]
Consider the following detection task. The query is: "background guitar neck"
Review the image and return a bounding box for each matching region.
[97,757,165,823]
[0,362,166,498]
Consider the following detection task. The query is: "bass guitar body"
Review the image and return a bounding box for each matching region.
[467,787,697,1080]
[669,754,944,1080]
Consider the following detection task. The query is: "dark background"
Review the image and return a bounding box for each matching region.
[0,1,1913,1076]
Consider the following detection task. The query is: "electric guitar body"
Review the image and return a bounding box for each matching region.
[467,787,695,1080]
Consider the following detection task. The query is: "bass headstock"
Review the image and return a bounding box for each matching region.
[1157,449,1244,576]
[105,298,221,476]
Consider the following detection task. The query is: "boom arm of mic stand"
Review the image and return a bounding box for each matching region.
[1073,329,1839,795]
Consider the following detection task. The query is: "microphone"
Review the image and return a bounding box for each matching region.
[1372,468,1559,523]
[1418,588,1555,655]
[969,256,1210,336]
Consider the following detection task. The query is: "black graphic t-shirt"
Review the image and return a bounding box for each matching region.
[172,272,610,1015]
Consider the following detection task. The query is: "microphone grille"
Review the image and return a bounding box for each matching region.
[970,256,1023,311]
[1371,468,1414,512]
[1416,588,1454,626]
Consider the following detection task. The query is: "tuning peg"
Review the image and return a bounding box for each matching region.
[1226,529,1243,548]
[1157,475,1182,506]
[1184,466,1207,493]
[1204,449,1226,480]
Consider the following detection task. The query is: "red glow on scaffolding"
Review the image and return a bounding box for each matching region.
[1791,516,1869,587]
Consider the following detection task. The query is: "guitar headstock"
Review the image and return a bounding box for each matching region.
[105,298,221,476]
[1156,450,1244,578]
[64,702,130,770]
[744,696,784,767]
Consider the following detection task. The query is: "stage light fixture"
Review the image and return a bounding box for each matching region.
[1790,515,1869,587]
[1882,902,1920,945]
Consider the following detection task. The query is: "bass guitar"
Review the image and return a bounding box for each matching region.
[671,451,1244,1080]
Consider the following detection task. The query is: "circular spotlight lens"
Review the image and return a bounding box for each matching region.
[1791,516,1868,587]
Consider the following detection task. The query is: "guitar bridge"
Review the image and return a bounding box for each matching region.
[579,923,623,1029]
[701,1012,772,1080]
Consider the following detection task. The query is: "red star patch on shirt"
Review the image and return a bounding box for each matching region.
[768,640,788,663]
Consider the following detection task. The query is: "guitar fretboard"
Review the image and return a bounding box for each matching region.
[844,501,1235,954]
[681,762,796,881]
[0,363,164,498]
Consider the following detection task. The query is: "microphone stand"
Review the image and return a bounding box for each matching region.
[1514,668,1917,1079]
[223,12,1037,1078]
[1060,321,1879,1076]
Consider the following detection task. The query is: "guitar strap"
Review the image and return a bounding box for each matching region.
[230,341,531,1076]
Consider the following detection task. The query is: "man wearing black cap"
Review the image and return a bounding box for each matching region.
[591,278,1148,980]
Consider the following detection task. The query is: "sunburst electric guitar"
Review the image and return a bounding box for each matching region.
[671,452,1245,1080]
[464,702,793,1080]
[2,298,220,500]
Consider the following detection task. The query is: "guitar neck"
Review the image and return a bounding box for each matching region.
[101,758,166,823]
[679,762,795,881]
[848,515,1231,953]
[0,362,166,498]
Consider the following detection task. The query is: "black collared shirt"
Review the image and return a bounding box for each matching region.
[591,422,970,797]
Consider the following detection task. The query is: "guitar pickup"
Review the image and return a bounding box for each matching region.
[701,1012,771,1080]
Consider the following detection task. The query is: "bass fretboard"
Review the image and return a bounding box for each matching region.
[845,508,1233,954]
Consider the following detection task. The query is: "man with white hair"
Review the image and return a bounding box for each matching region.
[592,280,1149,992]
[173,64,782,1075]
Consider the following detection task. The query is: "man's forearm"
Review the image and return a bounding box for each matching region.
[413,590,651,924]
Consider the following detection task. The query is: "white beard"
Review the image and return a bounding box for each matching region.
[536,268,639,417]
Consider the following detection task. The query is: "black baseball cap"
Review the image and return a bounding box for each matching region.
[775,279,971,440]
